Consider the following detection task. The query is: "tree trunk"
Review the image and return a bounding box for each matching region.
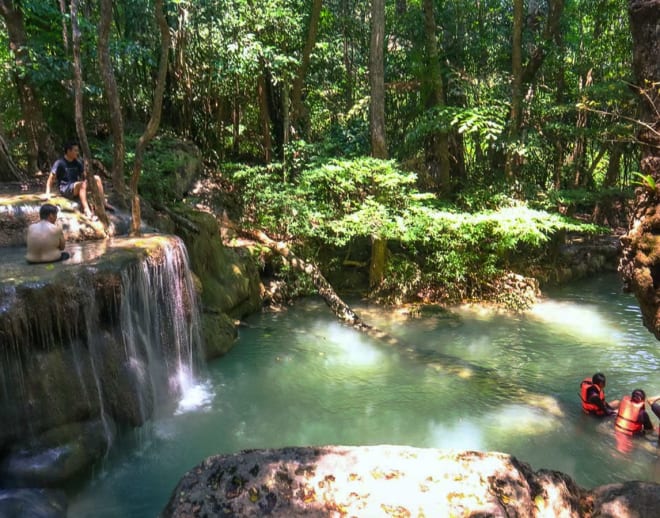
[290,0,323,137]
[222,220,563,411]
[0,133,24,181]
[129,0,170,236]
[369,0,387,159]
[0,0,54,173]
[569,69,593,187]
[522,0,565,85]
[232,77,241,157]
[98,0,126,198]
[70,0,108,227]
[504,0,524,181]
[604,142,623,187]
[619,0,660,339]
[421,0,450,194]
[341,0,355,111]
[257,74,272,163]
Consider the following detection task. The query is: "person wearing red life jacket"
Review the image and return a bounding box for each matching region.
[580,373,619,416]
[615,389,654,436]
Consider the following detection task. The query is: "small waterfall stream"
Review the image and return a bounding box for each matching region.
[0,235,204,488]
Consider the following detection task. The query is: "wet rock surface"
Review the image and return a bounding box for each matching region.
[0,488,67,518]
[162,445,660,518]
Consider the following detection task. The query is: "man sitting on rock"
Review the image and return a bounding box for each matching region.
[45,141,115,218]
[26,204,70,264]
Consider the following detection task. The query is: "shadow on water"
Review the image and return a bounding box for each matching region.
[65,273,660,517]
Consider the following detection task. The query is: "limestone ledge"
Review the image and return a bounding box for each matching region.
[162,444,660,518]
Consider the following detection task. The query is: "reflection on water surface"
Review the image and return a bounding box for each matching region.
[68,273,660,518]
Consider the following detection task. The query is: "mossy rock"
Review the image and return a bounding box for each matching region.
[201,311,239,360]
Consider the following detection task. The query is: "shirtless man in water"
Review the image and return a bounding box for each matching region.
[26,204,69,264]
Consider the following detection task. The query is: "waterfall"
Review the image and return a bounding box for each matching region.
[119,236,204,420]
[0,236,205,452]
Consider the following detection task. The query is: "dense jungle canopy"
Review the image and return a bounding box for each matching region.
[1,0,659,311]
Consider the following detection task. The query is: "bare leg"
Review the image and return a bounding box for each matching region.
[73,181,92,217]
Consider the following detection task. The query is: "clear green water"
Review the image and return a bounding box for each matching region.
[68,273,660,517]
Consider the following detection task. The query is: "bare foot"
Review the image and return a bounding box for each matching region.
[104,202,116,212]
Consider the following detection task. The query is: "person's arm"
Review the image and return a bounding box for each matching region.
[641,409,654,431]
[45,171,56,197]
[57,228,65,251]
[588,391,614,414]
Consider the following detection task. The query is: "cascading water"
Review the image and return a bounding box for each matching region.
[119,236,204,421]
[0,235,205,487]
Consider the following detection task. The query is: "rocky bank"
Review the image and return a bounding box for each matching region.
[161,445,660,518]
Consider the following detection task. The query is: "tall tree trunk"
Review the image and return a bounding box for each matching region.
[0,133,24,181]
[70,0,108,227]
[368,0,388,290]
[504,0,524,181]
[232,77,241,157]
[369,0,387,159]
[129,0,170,236]
[98,0,126,198]
[522,0,565,84]
[341,0,355,111]
[0,0,54,173]
[170,3,192,136]
[257,75,272,163]
[570,69,593,187]
[619,0,660,339]
[290,0,322,137]
[421,0,450,194]
[604,142,623,187]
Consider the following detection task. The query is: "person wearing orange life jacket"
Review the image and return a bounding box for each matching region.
[580,372,619,416]
[615,389,654,436]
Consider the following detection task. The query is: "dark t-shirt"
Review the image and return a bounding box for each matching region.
[51,158,83,198]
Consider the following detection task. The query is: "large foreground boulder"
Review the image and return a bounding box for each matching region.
[164,445,651,518]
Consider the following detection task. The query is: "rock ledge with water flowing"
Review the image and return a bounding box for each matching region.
[0,234,203,488]
[161,444,660,518]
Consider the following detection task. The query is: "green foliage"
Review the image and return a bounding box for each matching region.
[228,156,606,302]
[536,187,634,213]
[631,172,656,192]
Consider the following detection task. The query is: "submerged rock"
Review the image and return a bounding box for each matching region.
[1,419,115,487]
[0,488,67,518]
[161,445,660,518]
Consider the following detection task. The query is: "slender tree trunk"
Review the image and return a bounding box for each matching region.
[0,133,24,181]
[504,0,524,181]
[619,0,660,339]
[369,0,387,159]
[129,0,170,236]
[282,83,290,157]
[341,0,354,111]
[232,77,241,157]
[0,0,54,173]
[522,0,565,84]
[70,0,108,227]
[290,0,322,137]
[257,75,272,163]
[570,69,593,187]
[58,0,68,51]
[171,3,192,136]
[368,0,388,289]
[98,0,126,198]
[421,0,450,194]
